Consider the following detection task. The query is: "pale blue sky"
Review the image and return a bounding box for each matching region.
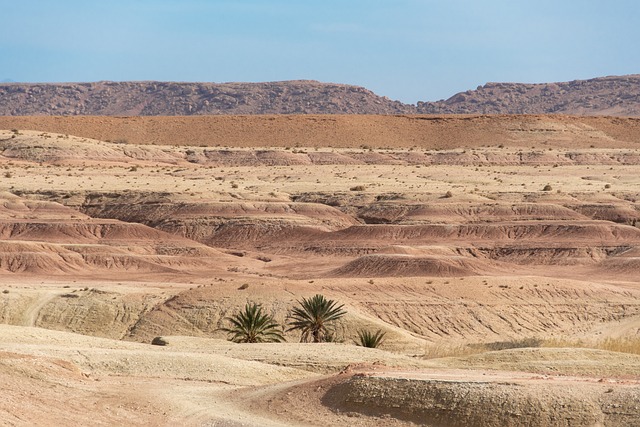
[1,0,638,103]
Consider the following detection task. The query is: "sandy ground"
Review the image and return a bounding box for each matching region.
[0,121,640,425]
[1,114,640,149]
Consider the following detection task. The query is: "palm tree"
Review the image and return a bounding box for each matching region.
[356,329,386,348]
[220,302,285,343]
[287,294,346,343]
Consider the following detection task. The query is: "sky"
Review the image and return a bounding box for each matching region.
[0,0,638,103]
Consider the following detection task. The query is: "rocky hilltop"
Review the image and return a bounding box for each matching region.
[418,75,640,116]
[1,75,639,116]
[0,80,412,116]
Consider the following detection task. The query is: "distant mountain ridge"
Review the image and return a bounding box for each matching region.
[417,75,640,116]
[0,80,411,116]
[1,75,639,116]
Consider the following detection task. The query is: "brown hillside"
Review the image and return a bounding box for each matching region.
[418,75,640,116]
[2,114,640,149]
[2,75,640,117]
[0,80,411,116]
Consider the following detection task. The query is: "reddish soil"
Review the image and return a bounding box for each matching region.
[1,120,640,426]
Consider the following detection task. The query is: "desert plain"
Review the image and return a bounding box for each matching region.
[1,114,640,426]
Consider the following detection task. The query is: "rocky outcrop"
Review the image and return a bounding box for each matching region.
[0,80,412,116]
[418,75,640,116]
[2,75,640,116]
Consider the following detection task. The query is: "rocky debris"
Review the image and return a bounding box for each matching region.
[418,75,640,116]
[325,374,640,426]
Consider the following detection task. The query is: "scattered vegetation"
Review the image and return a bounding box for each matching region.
[287,294,346,343]
[220,302,285,343]
[543,337,640,356]
[480,338,542,351]
[424,336,640,359]
[356,329,386,348]
[60,293,80,299]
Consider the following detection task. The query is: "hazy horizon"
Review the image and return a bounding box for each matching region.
[1,0,638,103]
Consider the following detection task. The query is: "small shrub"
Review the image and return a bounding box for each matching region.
[60,293,79,298]
[287,294,346,343]
[151,337,168,346]
[221,302,285,343]
[542,184,553,191]
[350,185,366,191]
[482,338,542,351]
[356,329,386,348]
[443,190,453,198]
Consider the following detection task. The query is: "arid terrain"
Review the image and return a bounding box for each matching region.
[2,74,640,116]
[417,75,640,116]
[1,115,640,426]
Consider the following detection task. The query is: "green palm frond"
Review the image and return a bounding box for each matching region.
[356,329,386,348]
[220,302,285,343]
[287,294,346,343]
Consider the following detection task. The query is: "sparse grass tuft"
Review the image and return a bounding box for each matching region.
[423,342,486,359]
[481,338,542,351]
[431,336,640,358]
[355,329,386,348]
[424,338,543,359]
[599,337,640,355]
[542,337,640,356]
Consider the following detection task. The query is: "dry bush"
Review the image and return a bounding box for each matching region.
[482,338,542,351]
[543,337,640,356]
[423,338,543,359]
[422,343,487,359]
[599,337,640,354]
